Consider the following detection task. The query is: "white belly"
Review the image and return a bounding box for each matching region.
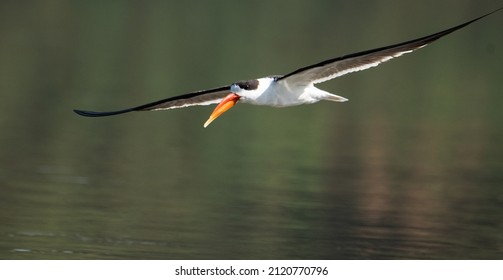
[237,77,347,107]
[239,79,318,107]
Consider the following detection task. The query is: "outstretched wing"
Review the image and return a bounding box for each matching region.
[74,85,231,117]
[278,8,501,85]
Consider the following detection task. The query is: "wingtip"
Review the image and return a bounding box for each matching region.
[73,108,134,117]
[73,109,95,117]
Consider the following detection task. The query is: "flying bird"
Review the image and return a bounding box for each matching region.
[74,8,501,127]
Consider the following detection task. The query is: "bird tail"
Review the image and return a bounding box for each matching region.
[309,86,348,103]
[323,93,348,102]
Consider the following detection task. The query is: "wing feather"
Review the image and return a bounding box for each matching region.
[74,85,230,117]
[278,8,501,85]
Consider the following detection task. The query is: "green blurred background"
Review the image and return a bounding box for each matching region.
[0,0,502,259]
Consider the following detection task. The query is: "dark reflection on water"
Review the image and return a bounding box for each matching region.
[0,1,502,259]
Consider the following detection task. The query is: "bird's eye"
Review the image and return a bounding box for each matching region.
[233,80,258,91]
[235,82,248,90]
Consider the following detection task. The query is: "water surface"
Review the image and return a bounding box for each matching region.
[0,1,502,259]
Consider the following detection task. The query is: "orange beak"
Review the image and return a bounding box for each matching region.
[203,93,240,128]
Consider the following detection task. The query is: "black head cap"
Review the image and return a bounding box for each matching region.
[235,79,259,90]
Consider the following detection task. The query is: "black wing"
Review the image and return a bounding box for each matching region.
[278,8,502,85]
[74,85,231,117]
